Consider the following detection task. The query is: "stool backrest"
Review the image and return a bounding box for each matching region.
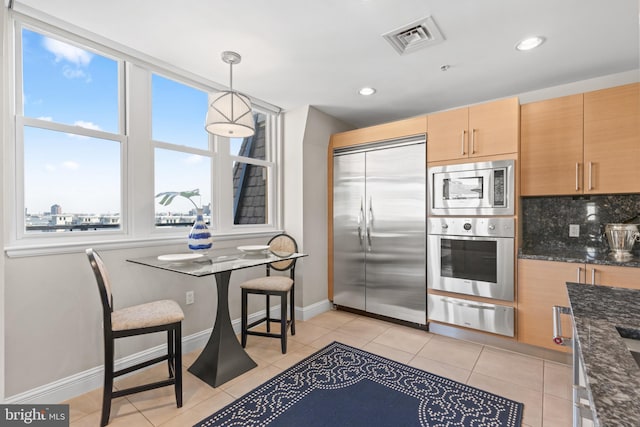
[86,248,114,324]
[268,233,298,272]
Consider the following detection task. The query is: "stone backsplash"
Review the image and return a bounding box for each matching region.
[521,194,640,252]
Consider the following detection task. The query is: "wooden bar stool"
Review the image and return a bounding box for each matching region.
[240,234,298,353]
[86,248,184,426]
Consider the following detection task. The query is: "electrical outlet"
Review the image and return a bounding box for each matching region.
[569,224,580,238]
[186,290,195,305]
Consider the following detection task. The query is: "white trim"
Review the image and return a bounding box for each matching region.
[4,230,282,258]
[3,301,331,404]
[297,299,333,321]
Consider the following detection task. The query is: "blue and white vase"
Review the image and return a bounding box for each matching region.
[188,208,213,253]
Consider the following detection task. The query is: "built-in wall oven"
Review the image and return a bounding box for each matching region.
[427,217,515,337]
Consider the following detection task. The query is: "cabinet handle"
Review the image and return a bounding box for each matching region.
[591,268,596,285]
[576,267,582,283]
[471,129,476,154]
[588,161,593,191]
[461,130,466,155]
[552,305,572,346]
[575,163,580,191]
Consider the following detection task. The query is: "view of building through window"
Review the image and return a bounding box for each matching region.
[21,28,123,232]
[16,25,277,236]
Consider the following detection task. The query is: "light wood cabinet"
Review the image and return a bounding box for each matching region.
[517,259,577,352]
[521,94,584,195]
[521,83,640,196]
[584,83,640,194]
[584,264,640,290]
[518,258,640,351]
[427,98,519,162]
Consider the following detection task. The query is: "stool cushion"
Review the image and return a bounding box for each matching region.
[112,299,184,331]
[240,276,293,292]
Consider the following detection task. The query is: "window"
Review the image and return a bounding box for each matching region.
[10,18,280,249]
[229,113,273,225]
[152,74,213,228]
[18,27,124,234]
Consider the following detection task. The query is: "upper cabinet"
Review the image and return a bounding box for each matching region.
[521,83,640,196]
[427,97,519,162]
[584,83,640,194]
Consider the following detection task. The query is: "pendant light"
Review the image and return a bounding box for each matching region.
[205,51,255,137]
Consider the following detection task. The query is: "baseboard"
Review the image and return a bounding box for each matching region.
[3,301,332,404]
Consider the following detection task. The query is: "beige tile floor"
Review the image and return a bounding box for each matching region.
[65,310,572,427]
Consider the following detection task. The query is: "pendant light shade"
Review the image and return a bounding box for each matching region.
[205,51,255,137]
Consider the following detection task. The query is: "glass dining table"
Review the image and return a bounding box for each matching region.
[127,248,307,388]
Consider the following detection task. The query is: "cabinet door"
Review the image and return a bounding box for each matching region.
[517,259,582,352]
[469,97,519,158]
[427,108,468,162]
[588,264,640,290]
[584,83,640,194]
[520,94,584,196]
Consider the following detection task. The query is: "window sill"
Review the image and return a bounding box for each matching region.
[4,230,283,258]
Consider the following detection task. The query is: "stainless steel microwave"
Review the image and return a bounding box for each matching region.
[428,159,514,216]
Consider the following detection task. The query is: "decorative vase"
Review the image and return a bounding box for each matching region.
[188,208,213,253]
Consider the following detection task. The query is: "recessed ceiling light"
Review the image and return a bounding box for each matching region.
[515,36,545,51]
[359,87,377,96]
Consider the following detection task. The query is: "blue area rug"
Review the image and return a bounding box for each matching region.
[195,341,523,426]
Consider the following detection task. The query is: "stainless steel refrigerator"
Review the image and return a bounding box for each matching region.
[333,136,426,325]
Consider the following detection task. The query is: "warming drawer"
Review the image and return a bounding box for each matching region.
[428,294,514,337]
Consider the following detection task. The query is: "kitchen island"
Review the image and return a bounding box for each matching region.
[566,282,640,426]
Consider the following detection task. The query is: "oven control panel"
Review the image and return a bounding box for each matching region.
[427,217,514,238]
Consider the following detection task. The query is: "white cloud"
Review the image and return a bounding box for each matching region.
[74,121,102,131]
[185,155,204,165]
[62,66,87,80]
[43,37,93,67]
[45,164,56,172]
[62,161,80,170]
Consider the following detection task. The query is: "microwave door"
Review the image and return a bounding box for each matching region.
[433,170,487,212]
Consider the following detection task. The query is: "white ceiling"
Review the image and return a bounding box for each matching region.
[13,0,640,128]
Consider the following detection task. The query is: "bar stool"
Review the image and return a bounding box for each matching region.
[86,248,184,426]
[240,234,298,353]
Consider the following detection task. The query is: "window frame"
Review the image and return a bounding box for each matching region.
[12,20,128,245]
[5,13,283,256]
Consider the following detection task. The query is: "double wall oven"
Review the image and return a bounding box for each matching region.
[427,160,516,337]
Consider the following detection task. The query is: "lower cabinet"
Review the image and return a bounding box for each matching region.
[517,259,640,352]
[517,259,576,352]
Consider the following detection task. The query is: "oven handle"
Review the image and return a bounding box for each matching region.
[552,305,573,346]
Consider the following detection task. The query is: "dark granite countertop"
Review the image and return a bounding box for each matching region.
[519,247,640,268]
[566,282,640,426]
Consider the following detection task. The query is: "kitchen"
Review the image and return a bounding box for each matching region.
[1,1,639,426]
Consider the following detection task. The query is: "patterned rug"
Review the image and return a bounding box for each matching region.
[195,341,523,427]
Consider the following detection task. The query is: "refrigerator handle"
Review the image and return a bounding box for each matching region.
[357,198,364,246]
[366,196,373,250]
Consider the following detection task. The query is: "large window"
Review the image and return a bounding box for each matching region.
[10,19,280,247]
[152,74,212,228]
[18,27,124,234]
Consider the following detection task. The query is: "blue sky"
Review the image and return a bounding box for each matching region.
[21,28,236,216]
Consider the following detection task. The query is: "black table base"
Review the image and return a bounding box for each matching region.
[188,271,257,387]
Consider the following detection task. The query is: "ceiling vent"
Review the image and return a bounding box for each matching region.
[382,16,445,55]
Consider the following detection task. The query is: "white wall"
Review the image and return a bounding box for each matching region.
[0,3,8,403]
[282,106,352,310]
